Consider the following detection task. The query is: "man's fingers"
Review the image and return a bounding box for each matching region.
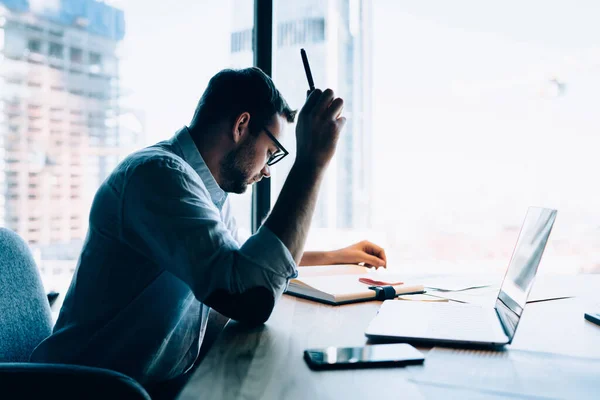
[362,254,386,268]
[372,246,386,263]
[314,88,335,117]
[327,97,344,120]
[379,248,387,265]
[362,241,387,266]
[301,89,322,115]
[335,116,347,131]
[363,240,384,256]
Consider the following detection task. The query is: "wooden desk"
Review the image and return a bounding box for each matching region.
[179,275,600,399]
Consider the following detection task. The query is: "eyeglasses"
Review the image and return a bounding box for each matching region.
[263,127,289,166]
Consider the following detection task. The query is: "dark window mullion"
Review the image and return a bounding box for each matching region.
[251,0,273,233]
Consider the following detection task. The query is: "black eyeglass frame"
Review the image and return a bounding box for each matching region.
[262,126,289,166]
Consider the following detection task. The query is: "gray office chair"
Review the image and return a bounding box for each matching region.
[0,228,151,399]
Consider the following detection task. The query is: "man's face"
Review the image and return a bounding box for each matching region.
[220,114,286,194]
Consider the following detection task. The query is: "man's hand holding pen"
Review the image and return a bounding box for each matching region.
[297,48,346,169]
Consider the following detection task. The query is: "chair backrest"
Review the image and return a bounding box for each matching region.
[0,363,152,400]
[0,228,53,362]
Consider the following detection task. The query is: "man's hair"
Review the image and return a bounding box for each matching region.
[190,67,296,135]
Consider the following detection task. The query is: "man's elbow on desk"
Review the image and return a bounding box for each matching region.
[204,286,276,326]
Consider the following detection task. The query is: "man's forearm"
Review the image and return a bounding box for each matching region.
[299,251,332,266]
[264,161,324,264]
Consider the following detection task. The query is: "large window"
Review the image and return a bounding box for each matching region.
[272,0,376,257]
[3,0,598,299]
[121,0,255,281]
[271,0,600,275]
[370,0,600,274]
[0,0,253,293]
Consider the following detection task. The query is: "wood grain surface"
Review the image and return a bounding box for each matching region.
[179,274,600,400]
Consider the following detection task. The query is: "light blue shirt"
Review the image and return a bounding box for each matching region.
[31,127,297,386]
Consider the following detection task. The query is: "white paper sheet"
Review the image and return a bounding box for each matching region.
[421,275,499,292]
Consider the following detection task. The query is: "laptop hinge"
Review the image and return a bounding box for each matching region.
[495,297,519,344]
[495,307,511,342]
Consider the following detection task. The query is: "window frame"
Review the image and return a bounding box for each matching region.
[251,0,273,233]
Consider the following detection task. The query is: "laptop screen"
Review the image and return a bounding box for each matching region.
[495,207,557,341]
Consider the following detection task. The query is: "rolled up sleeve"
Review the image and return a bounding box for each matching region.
[120,156,297,315]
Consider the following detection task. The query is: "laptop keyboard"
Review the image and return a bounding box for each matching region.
[370,301,508,342]
[423,304,498,337]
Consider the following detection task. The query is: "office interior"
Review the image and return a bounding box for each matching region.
[0,0,598,399]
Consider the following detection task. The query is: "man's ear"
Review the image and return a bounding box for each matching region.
[232,112,251,144]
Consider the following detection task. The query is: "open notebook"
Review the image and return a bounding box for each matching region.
[285,265,424,305]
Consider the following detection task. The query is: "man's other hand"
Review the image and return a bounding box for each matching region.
[329,241,387,268]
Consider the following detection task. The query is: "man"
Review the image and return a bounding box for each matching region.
[31,68,386,390]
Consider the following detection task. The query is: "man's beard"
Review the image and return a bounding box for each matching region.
[220,138,261,194]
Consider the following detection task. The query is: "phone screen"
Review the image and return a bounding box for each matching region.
[304,343,424,370]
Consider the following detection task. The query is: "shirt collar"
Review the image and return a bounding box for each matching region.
[173,126,227,209]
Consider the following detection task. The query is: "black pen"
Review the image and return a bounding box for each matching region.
[300,48,315,93]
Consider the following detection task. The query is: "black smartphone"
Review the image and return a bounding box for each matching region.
[304,343,424,370]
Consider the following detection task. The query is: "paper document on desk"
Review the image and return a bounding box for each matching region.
[426,286,499,306]
[421,275,499,292]
[396,293,449,302]
[410,347,600,399]
[419,275,499,306]
[423,275,578,305]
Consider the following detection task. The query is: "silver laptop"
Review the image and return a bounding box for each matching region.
[365,207,558,347]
